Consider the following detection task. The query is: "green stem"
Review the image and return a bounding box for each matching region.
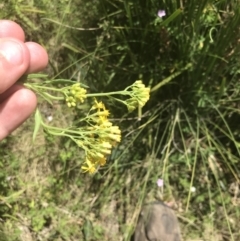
[41,120,103,136]
[24,83,63,92]
[43,92,64,100]
[86,90,130,97]
[110,96,128,105]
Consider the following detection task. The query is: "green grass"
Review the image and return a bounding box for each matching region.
[1,0,240,240]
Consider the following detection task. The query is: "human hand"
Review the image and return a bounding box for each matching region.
[0,20,48,141]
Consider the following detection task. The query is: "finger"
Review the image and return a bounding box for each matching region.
[0,38,30,94]
[0,85,37,141]
[0,21,48,73]
[25,42,48,73]
[0,20,25,41]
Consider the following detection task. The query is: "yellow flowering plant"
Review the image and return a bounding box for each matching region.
[24,75,150,174]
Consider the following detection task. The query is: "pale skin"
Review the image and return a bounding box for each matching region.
[0,20,48,141]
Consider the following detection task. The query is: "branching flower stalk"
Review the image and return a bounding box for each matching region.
[25,75,150,174]
[25,78,150,111]
[36,100,121,174]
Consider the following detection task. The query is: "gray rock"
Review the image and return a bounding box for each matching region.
[134,202,181,241]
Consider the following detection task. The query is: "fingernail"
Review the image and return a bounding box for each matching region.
[0,40,24,65]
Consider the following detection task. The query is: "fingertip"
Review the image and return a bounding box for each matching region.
[16,87,38,111]
[25,42,48,73]
[0,87,37,140]
[0,38,30,94]
[0,20,25,41]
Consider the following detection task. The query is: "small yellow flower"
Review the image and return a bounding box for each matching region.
[110,126,121,134]
[66,96,76,107]
[98,157,107,166]
[98,110,110,117]
[66,83,87,107]
[125,80,150,111]
[100,141,112,149]
[86,155,107,167]
[81,98,122,174]
[92,99,106,111]
[100,149,111,155]
[94,152,105,159]
[81,158,97,174]
[75,87,87,103]
[100,120,112,127]
[108,133,121,142]
[134,80,145,89]
[93,99,105,110]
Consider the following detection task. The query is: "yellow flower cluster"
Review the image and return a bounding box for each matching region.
[126,80,150,111]
[66,83,87,107]
[81,99,121,174]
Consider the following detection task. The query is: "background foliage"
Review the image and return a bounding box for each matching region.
[1,0,240,240]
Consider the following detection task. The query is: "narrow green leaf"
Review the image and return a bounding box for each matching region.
[151,63,192,93]
[33,108,42,142]
[161,8,183,26]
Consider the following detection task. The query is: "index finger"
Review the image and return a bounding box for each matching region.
[0,20,25,41]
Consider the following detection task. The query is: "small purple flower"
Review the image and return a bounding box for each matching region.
[157,178,164,187]
[158,10,166,18]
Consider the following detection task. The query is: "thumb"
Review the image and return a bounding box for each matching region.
[0,38,30,94]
